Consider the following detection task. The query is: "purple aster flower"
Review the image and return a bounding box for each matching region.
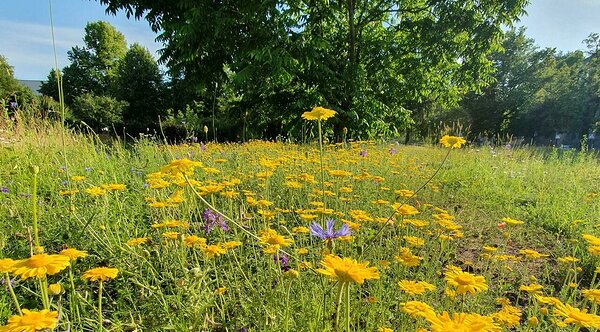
[201,208,228,233]
[273,253,291,272]
[359,149,367,157]
[389,147,398,155]
[192,136,198,143]
[201,142,207,151]
[310,218,351,241]
[0,276,15,287]
[219,219,228,232]
[0,187,8,193]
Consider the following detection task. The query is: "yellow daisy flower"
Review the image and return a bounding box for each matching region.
[301,106,336,121]
[439,135,467,148]
[2,309,58,331]
[316,255,379,284]
[444,265,488,296]
[82,267,119,282]
[11,254,70,280]
[398,280,436,295]
[59,248,88,262]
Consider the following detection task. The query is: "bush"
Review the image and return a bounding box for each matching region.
[71,93,128,130]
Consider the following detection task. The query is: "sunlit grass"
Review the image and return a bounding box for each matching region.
[1,115,600,331]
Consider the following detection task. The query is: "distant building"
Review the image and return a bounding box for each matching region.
[17,80,44,96]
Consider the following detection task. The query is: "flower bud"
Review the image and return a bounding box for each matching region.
[29,165,39,175]
[284,269,299,279]
[527,316,539,327]
[48,283,64,296]
[190,267,202,278]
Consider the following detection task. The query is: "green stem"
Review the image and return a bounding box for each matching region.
[49,0,71,198]
[31,168,40,248]
[321,283,328,331]
[98,280,103,332]
[335,282,345,331]
[284,279,293,332]
[68,267,82,330]
[318,120,325,205]
[39,277,50,310]
[212,259,225,322]
[5,272,21,315]
[345,282,351,332]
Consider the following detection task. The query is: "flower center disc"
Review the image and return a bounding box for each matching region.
[27,255,49,268]
[455,274,474,285]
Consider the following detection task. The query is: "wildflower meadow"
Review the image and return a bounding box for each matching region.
[2,110,600,331]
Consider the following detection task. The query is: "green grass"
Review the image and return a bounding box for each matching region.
[1,117,600,331]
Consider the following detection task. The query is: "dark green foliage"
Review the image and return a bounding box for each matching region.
[461,28,554,136]
[0,55,36,108]
[39,69,61,101]
[71,93,128,130]
[114,43,165,132]
[39,22,168,134]
[40,22,127,105]
[461,29,600,146]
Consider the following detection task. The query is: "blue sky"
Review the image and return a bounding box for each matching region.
[0,0,161,80]
[1,0,599,80]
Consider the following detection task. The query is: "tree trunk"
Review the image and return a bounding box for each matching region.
[347,0,356,64]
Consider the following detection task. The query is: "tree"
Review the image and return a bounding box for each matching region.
[114,43,164,131]
[99,0,528,139]
[38,22,169,133]
[0,54,36,108]
[39,69,60,101]
[40,21,127,104]
[522,51,589,141]
[461,28,554,136]
[582,33,600,137]
[460,30,600,146]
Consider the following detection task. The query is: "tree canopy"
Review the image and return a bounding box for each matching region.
[99,0,528,138]
[114,43,164,130]
[39,21,164,132]
[459,29,600,146]
[0,55,35,107]
[28,3,600,147]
